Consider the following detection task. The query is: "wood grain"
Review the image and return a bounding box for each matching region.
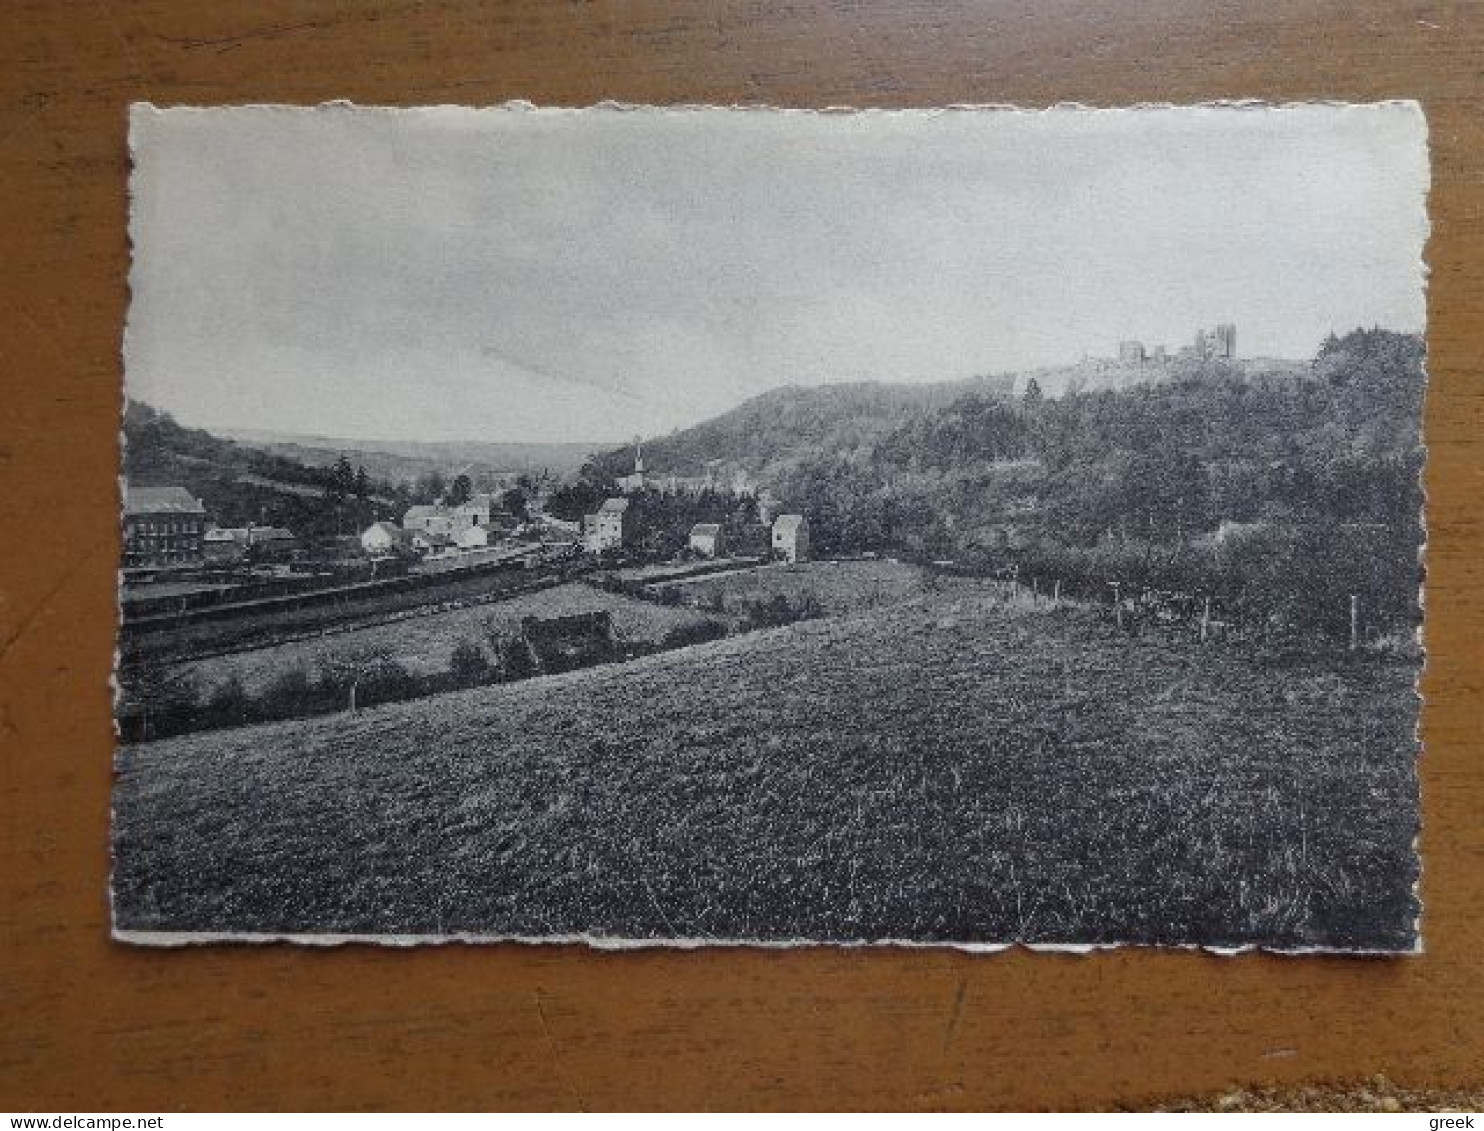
[1,0,1480,1111]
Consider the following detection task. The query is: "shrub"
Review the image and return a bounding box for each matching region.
[316,648,416,711]
[258,664,319,720]
[497,636,539,681]
[448,639,492,687]
[119,661,201,742]
[661,619,728,649]
[738,592,824,632]
[202,676,254,729]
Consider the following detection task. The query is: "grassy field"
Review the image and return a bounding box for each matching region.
[671,557,931,614]
[123,566,557,664]
[165,582,719,695]
[112,590,1419,948]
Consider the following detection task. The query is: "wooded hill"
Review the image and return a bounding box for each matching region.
[589,374,1017,481]
[593,329,1425,643]
[122,401,401,538]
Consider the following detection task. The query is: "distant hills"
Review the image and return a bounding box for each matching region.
[130,346,1316,521]
[216,430,601,483]
[122,401,405,534]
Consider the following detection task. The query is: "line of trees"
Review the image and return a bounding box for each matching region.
[124,402,404,544]
[117,581,835,742]
[772,329,1426,647]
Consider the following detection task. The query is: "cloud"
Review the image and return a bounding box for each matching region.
[126,103,1429,442]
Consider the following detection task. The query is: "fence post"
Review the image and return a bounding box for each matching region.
[1349,594,1359,652]
[1200,595,1211,644]
[1111,581,1123,630]
[1031,577,1039,605]
[1053,578,1062,605]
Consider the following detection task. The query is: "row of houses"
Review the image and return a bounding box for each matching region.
[360,494,527,559]
[123,480,811,574]
[580,495,811,562]
[123,483,307,572]
[123,480,533,571]
[359,519,497,557]
[402,493,516,538]
[203,524,297,566]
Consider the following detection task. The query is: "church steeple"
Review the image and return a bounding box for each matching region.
[633,435,644,475]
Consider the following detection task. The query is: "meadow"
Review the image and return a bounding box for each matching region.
[166,581,719,695]
[112,591,1420,949]
[663,557,931,614]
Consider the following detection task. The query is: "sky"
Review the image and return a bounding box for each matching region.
[125,102,1429,444]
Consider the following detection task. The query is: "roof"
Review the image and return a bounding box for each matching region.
[205,526,296,544]
[124,485,205,516]
[404,504,450,520]
[411,529,453,546]
[772,514,807,534]
[598,497,631,514]
[690,523,722,537]
[363,521,403,537]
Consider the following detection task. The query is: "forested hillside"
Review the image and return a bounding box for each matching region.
[776,328,1425,641]
[584,329,1423,643]
[590,374,1017,480]
[778,330,1422,548]
[122,401,400,537]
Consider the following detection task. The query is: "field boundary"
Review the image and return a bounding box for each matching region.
[134,572,569,671]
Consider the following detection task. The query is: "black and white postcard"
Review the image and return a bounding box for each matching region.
[113,102,1428,951]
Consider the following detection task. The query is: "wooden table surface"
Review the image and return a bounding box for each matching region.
[2,0,1481,1112]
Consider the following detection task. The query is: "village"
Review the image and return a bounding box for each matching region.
[116,321,1247,614]
[120,436,811,619]
[105,100,1430,961]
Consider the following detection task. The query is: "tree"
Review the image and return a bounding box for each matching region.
[203,676,253,729]
[447,474,474,507]
[121,660,199,742]
[317,646,406,712]
[1023,377,1043,408]
[498,636,539,681]
[546,481,602,522]
[414,471,447,504]
[500,486,529,521]
[329,455,355,502]
[449,639,492,687]
[259,664,316,720]
[353,464,370,501]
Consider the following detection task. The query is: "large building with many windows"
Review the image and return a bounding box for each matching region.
[122,484,208,570]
